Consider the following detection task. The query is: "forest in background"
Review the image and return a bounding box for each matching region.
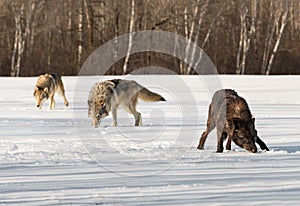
[0,0,300,76]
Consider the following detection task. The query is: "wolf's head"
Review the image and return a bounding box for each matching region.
[230,118,258,153]
[88,97,112,127]
[33,86,49,108]
[88,81,115,127]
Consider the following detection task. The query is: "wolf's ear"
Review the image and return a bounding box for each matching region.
[43,87,48,93]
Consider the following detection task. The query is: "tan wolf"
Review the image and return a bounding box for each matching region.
[33,73,69,109]
[88,79,166,127]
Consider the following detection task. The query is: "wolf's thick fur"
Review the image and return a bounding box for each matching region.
[88,79,166,127]
[197,89,269,153]
[33,73,69,109]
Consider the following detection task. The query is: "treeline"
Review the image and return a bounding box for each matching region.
[0,0,300,76]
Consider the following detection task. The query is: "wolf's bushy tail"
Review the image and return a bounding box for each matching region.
[138,88,166,102]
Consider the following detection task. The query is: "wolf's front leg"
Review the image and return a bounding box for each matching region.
[49,95,55,109]
[112,106,118,127]
[256,136,269,151]
[216,130,227,153]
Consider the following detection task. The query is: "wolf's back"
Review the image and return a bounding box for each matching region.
[36,74,54,89]
[138,87,166,102]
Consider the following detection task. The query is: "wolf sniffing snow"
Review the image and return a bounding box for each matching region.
[33,73,69,109]
[197,89,269,153]
[88,79,166,127]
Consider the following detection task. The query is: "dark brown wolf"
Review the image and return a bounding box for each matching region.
[197,89,269,153]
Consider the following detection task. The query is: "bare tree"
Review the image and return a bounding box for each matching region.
[123,0,135,75]
[183,0,200,74]
[265,7,289,75]
[77,0,84,73]
[11,1,36,77]
[187,0,210,74]
[236,6,250,75]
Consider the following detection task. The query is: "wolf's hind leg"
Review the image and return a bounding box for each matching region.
[128,99,142,126]
[197,104,215,150]
[57,81,69,107]
[63,94,69,107]
[58,89,69,107]
[133,112,142,126]
[129,108,142,126]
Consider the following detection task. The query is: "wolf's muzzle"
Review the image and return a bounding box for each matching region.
[99,108,108,116]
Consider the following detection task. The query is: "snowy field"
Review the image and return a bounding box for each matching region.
[0,75,300,205]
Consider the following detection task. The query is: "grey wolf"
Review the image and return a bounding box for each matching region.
[33,73,69,109]
[88,79,166,127]
[197,89,269,153]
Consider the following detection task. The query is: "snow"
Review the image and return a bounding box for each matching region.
[0,75,300,205]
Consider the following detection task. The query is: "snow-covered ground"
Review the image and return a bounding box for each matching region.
[0,75,300,205]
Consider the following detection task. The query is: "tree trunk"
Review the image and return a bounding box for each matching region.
[187,0,210,75]
[11,15,20,77]
[236,9,246,74]
[113,4,119,75]
[184,0,200,74]
[83,0,92,46]
[180,7,189,75]
[77,0,83,73]
[123,0,135,75]
[266,10,288,75]
[261,20,276,74]
[47,30,52,71]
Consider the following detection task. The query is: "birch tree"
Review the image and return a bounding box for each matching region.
[77,0,83,72]
[112,0,120,74]
[265,9,289,75]
[183,0,200,74]
[186,0,210,74]
[180,6,189,75]
[123,0,135,75]
[236,6,250,75]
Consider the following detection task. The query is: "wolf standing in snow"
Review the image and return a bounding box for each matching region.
[88,79,166,127]
[33,73,69,109]
[197,89,269,153]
